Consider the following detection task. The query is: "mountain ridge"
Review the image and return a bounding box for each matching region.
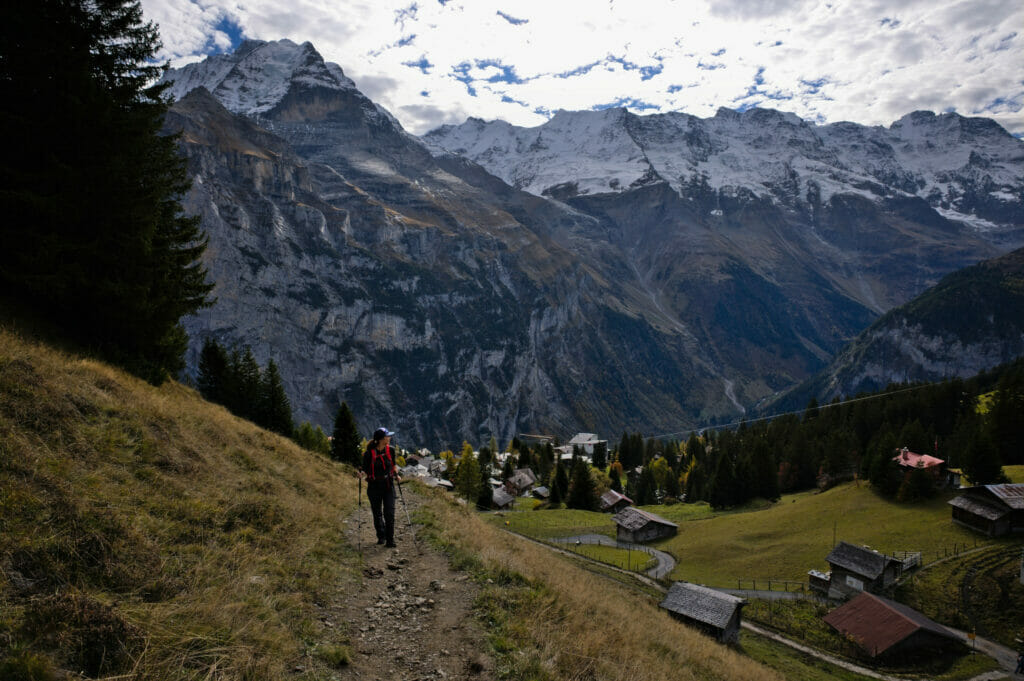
[160,39,1024,448]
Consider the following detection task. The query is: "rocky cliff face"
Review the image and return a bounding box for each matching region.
[769,247,1024,412]
[163,39,1024,448]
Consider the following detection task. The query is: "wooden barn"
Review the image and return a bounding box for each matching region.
[949,483,1024,536]
[659,582,746,643]
[823,592,961,658]
[612,507,677,543]
[599,489,633,513]
[825,541,901,600]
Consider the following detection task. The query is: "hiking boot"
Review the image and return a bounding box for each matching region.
[376,538,385,545]
[385,541,396,548]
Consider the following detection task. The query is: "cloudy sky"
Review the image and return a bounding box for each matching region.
[142,0,1023,137]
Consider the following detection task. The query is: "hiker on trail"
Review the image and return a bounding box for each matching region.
[1016,651,1024,675]
[360,427,401,548]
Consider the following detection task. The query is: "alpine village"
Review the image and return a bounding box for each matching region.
[4,2,1024,681]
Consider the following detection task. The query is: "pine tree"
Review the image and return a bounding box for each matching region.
[258,359,293,436]
[331,402,362,465]
[232,347,262,421]
[566,459,598,511]
[454,443,482,505]
[708,453,739,510]
[0,0,213,382]
[552,460,569,503]
[196,337,229,404]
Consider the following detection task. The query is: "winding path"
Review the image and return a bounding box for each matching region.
[551,533,677,579]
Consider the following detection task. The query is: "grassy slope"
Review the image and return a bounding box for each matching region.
[664,482,990,586]
[0,325,777,681]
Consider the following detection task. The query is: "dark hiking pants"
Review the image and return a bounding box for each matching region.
[366,481,395,543]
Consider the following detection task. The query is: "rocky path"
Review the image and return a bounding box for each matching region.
[332,490,495,681]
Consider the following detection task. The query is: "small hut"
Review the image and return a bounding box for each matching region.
[659,582,746,643]
[612,507,677,543]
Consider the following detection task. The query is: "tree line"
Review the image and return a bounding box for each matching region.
[450,357,1024,512]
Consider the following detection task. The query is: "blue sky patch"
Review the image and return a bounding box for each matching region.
[397,34,417,47]
[496,10,529,25]
[606,56,664,81]
[452,62,478,96]
[594,97,659,112]
[404,56,433,74]
[210,16,245,54]
[476,59,526,84]
[555,61,602,79]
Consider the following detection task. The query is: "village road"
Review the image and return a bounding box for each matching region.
[944,625,1018,674]
[552,533,676,579]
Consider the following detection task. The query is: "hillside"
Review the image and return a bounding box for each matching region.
[0,324,776,681]
[769,246,1024,411]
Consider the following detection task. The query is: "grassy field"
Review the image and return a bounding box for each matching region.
[1004,465,1024,482]
[664,481,996,586]
[561,542,658,572]
[491,482,1001,588]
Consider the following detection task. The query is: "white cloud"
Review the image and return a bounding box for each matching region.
[141,0,1024,137]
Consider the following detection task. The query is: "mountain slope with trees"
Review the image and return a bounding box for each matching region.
[770,246,1024,413]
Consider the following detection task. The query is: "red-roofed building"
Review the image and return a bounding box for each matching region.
[823,592,961,659]
[893,447,945,479]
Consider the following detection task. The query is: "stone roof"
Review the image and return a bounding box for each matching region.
[823,592,958,657]
[492,488,515,508]
[659,582,745,630]
[825,541,898,579]
[948,494,1010,520]
[568,433,602,445]
[600,490,633,509]
[612,507,678,531]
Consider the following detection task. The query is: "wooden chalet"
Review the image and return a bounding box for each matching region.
[491,487,515,510]
[599,489,633,513]
[504,468,537,495]
[949,483,1024,536]
[823,592,961,658]
[825,541,901,600]
[612,507,677,543]
[659,582,746,643]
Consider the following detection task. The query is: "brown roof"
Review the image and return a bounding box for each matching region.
[823,592,958,657]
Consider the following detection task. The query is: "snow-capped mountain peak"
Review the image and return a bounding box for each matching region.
[161,39,356,116]
[425,105,1024,228]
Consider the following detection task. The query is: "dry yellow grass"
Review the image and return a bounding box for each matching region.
[424,498,781,681]
[0,323,360,678]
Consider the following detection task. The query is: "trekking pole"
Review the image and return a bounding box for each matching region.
[357,475,363,556]
[396,480,420,554]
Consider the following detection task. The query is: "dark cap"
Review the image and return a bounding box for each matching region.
[373,427,395,441]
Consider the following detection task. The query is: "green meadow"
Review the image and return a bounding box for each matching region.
[491,482,1011,587]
